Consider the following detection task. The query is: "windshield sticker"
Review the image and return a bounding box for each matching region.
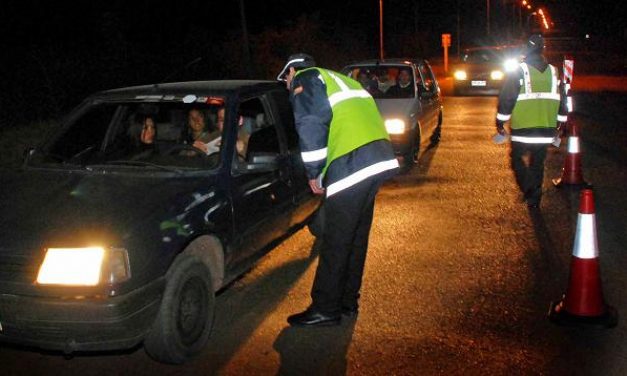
[183,94,197,103]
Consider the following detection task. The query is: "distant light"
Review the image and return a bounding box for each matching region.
[527,5,532,9]
[522,0,527,5]
[585,34,590,39]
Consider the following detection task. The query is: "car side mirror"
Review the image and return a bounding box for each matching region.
[242,152,279,172]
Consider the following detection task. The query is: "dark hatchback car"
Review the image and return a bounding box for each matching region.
[452,45,522,95]
[342,59,443,169]
[0,80,320,363]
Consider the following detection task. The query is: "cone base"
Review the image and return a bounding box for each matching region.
[552,177,588,188]
[548,300,618,328]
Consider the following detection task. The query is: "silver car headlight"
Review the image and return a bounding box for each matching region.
[37,246,131,286]
[385,119,406,135]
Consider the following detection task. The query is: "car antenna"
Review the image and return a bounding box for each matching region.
[160,57,203,84]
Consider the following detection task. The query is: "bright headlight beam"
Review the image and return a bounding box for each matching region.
[454,70,467,80]
[37,247,105,286]
[491,70,505,80]
[504,58,518,72]
[385,119,406,135]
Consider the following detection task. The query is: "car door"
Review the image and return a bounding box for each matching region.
[268,89,320,228]
[416,62,440,135]
[229,95,293,264]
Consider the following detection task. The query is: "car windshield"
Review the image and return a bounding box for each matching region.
[32,98,228,171]
[462,47,522,64]
[345,65,417,99]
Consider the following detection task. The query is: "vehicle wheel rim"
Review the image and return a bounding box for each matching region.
[177,277,208,345]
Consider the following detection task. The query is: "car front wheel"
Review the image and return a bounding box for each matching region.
[144,254,215,364]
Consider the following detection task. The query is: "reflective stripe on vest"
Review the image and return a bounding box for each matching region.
[510,136,554,144]
[511,63,561,130]
[326,159,399,197]
[517,63,560,102]
[327,72,372,107]
[295,68,390,176]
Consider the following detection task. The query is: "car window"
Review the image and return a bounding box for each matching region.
[270,90,299,150]
[233,96,282,172]
[47,104,117,160]
[346,65,416,99]
[417,64,436,92]
[37,99,227,171]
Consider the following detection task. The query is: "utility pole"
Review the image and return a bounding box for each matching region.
[486,0,490,36]
[238,0,253,78]
[457,0,461,58]
[379,0,384,60]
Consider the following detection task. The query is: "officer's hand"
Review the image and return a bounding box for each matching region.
[495,120,506,135]
[308,179,325,195]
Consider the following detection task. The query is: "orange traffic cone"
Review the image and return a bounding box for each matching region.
[548,188,618,327]
[552,121,587,187]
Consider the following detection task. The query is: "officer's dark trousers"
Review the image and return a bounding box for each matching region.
[510,141,548,205]
[311,177,383,314]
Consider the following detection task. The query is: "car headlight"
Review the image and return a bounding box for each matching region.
[385,119,406,135]
[490,70,504,80]
[453,70,467,80]
[504,58,518,72]
[37,247,131,286]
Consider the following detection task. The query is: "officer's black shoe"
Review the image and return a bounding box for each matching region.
[287,308,341,327]
[341,306,359,318]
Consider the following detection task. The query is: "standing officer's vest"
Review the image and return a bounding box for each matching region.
[295,68,390,174]
[511,63,560,130]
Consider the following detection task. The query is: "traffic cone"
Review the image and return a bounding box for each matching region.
[552,121,587,187]
[548,188,618,327]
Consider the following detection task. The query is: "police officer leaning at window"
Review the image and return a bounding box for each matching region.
[277,53,399,326]
[495,34,569,208]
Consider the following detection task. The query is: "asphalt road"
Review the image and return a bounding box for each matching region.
[1,94,626,375]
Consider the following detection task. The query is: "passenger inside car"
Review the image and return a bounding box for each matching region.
[129,114,158,159]
[385,68,415,98]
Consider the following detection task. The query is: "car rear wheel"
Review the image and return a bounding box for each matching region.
[144,254,215,364]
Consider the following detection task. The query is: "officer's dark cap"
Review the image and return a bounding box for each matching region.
[526,34,545,54]
[277,53,316,81]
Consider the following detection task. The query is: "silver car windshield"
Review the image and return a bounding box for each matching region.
[346,65,417,99]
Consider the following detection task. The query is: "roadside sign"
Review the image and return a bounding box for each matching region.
[441,33,451,48]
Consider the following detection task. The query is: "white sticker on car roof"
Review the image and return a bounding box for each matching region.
[183,94,197,103]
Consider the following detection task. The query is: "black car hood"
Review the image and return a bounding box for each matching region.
[0,168,215,253]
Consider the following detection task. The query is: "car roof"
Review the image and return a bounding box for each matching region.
[93,80,283,101]
[344,58,428,67]
[462,45,521,53]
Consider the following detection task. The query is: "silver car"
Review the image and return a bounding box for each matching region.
[342,59,443,170]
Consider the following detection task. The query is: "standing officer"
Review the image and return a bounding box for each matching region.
[277,53,399,326]
[495,34,569,208]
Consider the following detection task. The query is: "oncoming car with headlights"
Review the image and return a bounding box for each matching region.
[452,45,522,95]
[0,80,320,363]
[342,59,443,170]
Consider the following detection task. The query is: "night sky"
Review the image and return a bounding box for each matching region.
[0,0,624,125]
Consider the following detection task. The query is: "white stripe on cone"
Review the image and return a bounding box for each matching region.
[573,213,599,259]
[567,136,580,153]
